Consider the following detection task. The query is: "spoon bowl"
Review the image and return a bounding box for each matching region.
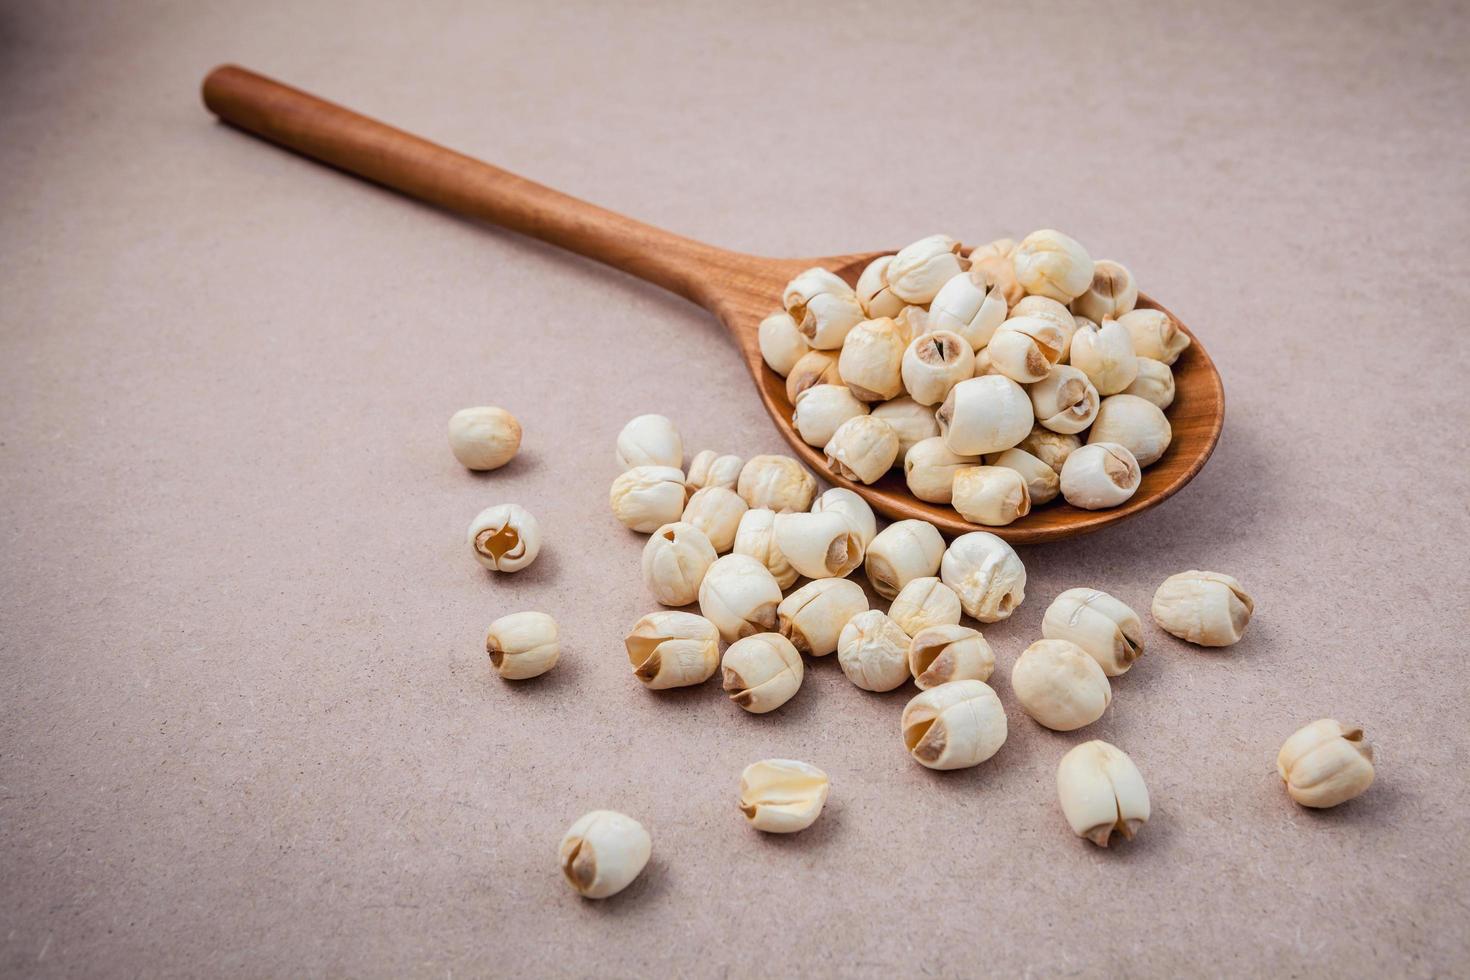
[202,65,1223,543]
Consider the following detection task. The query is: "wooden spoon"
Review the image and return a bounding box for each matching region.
[201,65,1223,543]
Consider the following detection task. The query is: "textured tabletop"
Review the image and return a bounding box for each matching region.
[2,0,1468,976]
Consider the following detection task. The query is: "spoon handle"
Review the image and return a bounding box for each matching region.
[201,65,739,306]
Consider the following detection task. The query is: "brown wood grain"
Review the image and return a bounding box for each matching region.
[201,64,1224,544]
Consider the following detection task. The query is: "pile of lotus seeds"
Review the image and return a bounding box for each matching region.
[761,230,1189,523]
[449,402,1377,900]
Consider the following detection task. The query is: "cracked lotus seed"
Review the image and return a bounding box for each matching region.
[1088,394,1172,467]
[1010,295,1078,353]
[908,624,994,689]
[1069,318,1139,395]
[969,237,1024,306]
[698,553,783,642]
[825,415,900,485]
[641,521,717,606]
[952,465,1031,526]
[681,486,747,554]
[624,611,720,689]
[838,317,907,402]
[448,406,522,471]
[901,330,975,406]
[927,266,1009,350]
[610,465,688,532]
[887,234,968,304]
[887,576,962,636]
[721,632,804,712]
[783,267,865,349]
[810,487,877,548]
[785,349,844,404]
[777,577,869,657]
[1069,259,1138,323]
[1116,308,1190,365]
[468,503,542,573]
[937,375,1034,456]
[901,679,1008,770]
[1277,719,1375,808]
[559,810,651,899]
[1012,229,1094,303]
[1056,741,1150,847]
[1059,442,1141,510]
[986,316,1066,384]
[856,255,905,319]
[739,760,830,833]
[1027,364,1100,435]
[1041,588,1144,676]
[685,450,744,493]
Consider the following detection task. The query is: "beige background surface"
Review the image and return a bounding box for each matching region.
[3,0,1469,976]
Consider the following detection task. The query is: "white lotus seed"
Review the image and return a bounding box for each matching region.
[1012,639,1112,731]
[1059,443,1141,510]
[739,759,830,833]
[615,414,683,470]
[939,531,1026,623]
[793,384,869,448]
[559,810,651,899]
[837,610,912,692]
[486,611,559,680]
[758,310,810,377]
[610,465,688,532]
[698,554,782,643]
[865,519,945,600]
[448,406,521,471]
[1088,394,1172,467]
[641,521,717,606]
[1151,570,1254,647]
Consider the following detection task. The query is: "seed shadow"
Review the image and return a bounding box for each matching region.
[462,446,543,481]
[493,649,581,696]
[642,677,722,705]
[1292,778,1400,826]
